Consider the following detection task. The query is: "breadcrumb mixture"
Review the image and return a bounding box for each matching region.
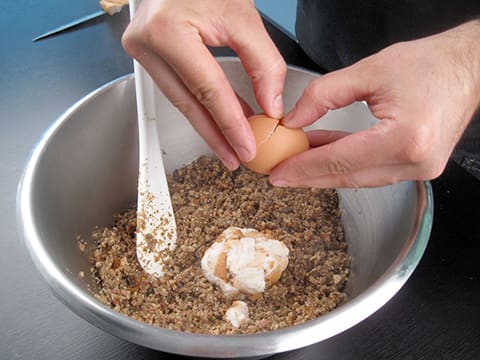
[89,156,350,334]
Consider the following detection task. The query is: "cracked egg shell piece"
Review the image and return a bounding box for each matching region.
[242,114,310,174]
[201,227,289,298]
[225,301,250,329]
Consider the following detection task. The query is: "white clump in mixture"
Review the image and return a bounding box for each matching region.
[201,226,289,299]
[225,301,250,329]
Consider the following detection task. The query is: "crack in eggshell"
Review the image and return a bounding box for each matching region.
[258,119,280,146]
[243,114,310,174]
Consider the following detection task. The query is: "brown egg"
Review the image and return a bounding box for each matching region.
[243,114,310,174]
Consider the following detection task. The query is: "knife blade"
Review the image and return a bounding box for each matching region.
[32,10,107,42]
[32,0,129,42]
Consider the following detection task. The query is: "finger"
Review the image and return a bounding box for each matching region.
[132,49,241,170]
[270,163,415,189]
[148,29,257,163]
[307,129,351,147]
[269,122,399,183]
[236,91,255,118]
[283,64,370,128]
[225,9,287,119]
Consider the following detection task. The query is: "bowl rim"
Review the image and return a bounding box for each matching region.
[16,58,433,358]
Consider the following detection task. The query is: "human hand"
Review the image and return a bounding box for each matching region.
[122,0,286,170]
[270,20,480,188]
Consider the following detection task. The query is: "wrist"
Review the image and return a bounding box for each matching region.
[448,20,480,109]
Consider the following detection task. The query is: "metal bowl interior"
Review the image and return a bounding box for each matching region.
[17,58,433,358]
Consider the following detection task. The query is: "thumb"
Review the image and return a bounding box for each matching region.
[283,64,370,128]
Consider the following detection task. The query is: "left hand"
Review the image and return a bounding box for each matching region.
[269,20,480,188]
[122,0,286,170]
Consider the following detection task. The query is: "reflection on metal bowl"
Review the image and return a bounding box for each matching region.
[17,58,433,358]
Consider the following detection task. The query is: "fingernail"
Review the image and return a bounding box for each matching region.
[272,94,284,119]
[220,156,239,171]
[269,177,289,187]
[236,145,254,163]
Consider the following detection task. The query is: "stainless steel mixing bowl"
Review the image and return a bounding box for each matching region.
[17,58,433,358]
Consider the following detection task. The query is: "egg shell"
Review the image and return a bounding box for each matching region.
[243,115,310,174]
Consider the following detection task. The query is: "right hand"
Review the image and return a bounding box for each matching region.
[270,20,480,188]
[122,0,287,170]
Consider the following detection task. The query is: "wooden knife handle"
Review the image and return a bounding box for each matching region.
[99,0,129,15]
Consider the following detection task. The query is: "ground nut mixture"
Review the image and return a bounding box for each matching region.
[88,156,350,335]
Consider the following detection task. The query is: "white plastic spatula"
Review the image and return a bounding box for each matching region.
[130,0,177,277]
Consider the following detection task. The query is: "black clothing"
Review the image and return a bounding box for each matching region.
[295,0,480,179]
[295,0,480,72]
